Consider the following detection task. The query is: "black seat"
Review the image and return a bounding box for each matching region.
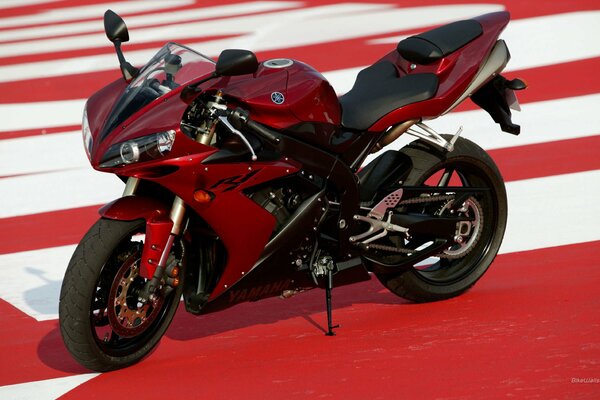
[339,62,438,131]
[397,20,483,65]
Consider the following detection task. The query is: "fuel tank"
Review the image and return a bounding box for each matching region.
[219,59,352,153]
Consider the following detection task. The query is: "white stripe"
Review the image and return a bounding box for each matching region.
[329,10,600,94]
[0,373,99,399]
[0,0,194,29]
[1,93,599,176]
[0,99,84,132]
[190,4,502,57]
[0,131,84,176]
[501,170,600,254]
[419,94,597,150]
[364,93,600,164]
[0,3,505,82]
[0,0,60,9]
[0,244,76,321]
[324,67,365,94]
[0,4,382,84]
[0,169,123,218]
[0,3,394,58]
[0,9,596,92]
[1,169,598,321]
[501,11,600,70]
[369,11,600,71]
[0,1,302,43]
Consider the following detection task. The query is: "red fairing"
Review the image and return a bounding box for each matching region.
[87,80,303,289]
[85,78,127,139]
[100,196,174,278]
[368,11,511,132]
[86,48,217,166]
[286,61,341,126]
[215,60,340,129]
[84,55,304,292]
[90,89,201,168]
[189,161,301,299]
[108,136,301,296]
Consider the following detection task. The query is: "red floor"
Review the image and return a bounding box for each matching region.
[2,242,598,398]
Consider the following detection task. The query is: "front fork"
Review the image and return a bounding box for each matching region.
[124,178,187,301]
[134,119,215,300]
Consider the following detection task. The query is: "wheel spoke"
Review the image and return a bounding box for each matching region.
[437,168,453,187]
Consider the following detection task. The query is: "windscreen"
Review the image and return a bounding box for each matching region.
[100,42,215,140]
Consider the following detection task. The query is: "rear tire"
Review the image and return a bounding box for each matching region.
[59,218,182,371]
[374,136,507,302]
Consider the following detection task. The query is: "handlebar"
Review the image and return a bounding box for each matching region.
[246,119,280,145]
[227,108,280,146]
[216,107,281,162]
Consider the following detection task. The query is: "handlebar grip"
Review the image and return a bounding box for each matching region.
[246,119,281,145]
[228,107,280,145]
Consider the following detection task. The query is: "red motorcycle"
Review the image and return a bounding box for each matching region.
[59,10,526,371]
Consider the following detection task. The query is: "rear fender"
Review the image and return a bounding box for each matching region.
[99,196,173,278]
[471,73,525,135]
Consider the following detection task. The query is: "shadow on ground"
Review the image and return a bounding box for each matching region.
[166,277,409,341]
[36,277,410,373]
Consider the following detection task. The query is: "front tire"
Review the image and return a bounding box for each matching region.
[375,136,507,302]
[59,218,182,372]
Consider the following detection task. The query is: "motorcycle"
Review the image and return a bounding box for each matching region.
[59,9,526,371]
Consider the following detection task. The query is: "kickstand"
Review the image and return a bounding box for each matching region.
[325,267,339,336]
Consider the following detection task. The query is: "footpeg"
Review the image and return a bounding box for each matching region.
[349,213,408,244]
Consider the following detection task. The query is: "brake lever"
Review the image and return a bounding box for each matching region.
[218,115,257,161]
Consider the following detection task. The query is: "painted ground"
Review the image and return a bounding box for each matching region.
[0,0,599,398]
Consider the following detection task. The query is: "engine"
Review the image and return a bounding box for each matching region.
[247,185,302,232]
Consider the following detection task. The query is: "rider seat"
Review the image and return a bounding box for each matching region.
[339,62,438,131]
[397,20,483,65]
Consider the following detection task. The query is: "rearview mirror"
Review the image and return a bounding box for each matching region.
[103,10,137,81]
[215,49,258,76]
[104,10,129,43]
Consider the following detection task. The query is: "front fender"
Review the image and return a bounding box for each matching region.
[100,196,173,278]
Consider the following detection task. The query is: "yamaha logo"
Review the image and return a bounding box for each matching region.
[271,92,285,104]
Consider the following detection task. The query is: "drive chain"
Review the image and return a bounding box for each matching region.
[366,242,459,258]
[365,194,478,259]
[365,243,413,254]
[397,194,455,206]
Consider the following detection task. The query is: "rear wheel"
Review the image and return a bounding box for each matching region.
[59,218,182,371]
[374,136,507,302]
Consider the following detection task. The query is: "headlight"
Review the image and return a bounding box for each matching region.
[82,107,93,160]
[99,130,176,168]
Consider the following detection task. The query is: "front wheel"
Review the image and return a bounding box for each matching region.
[59,218,182,372]
[374,136,507,302]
